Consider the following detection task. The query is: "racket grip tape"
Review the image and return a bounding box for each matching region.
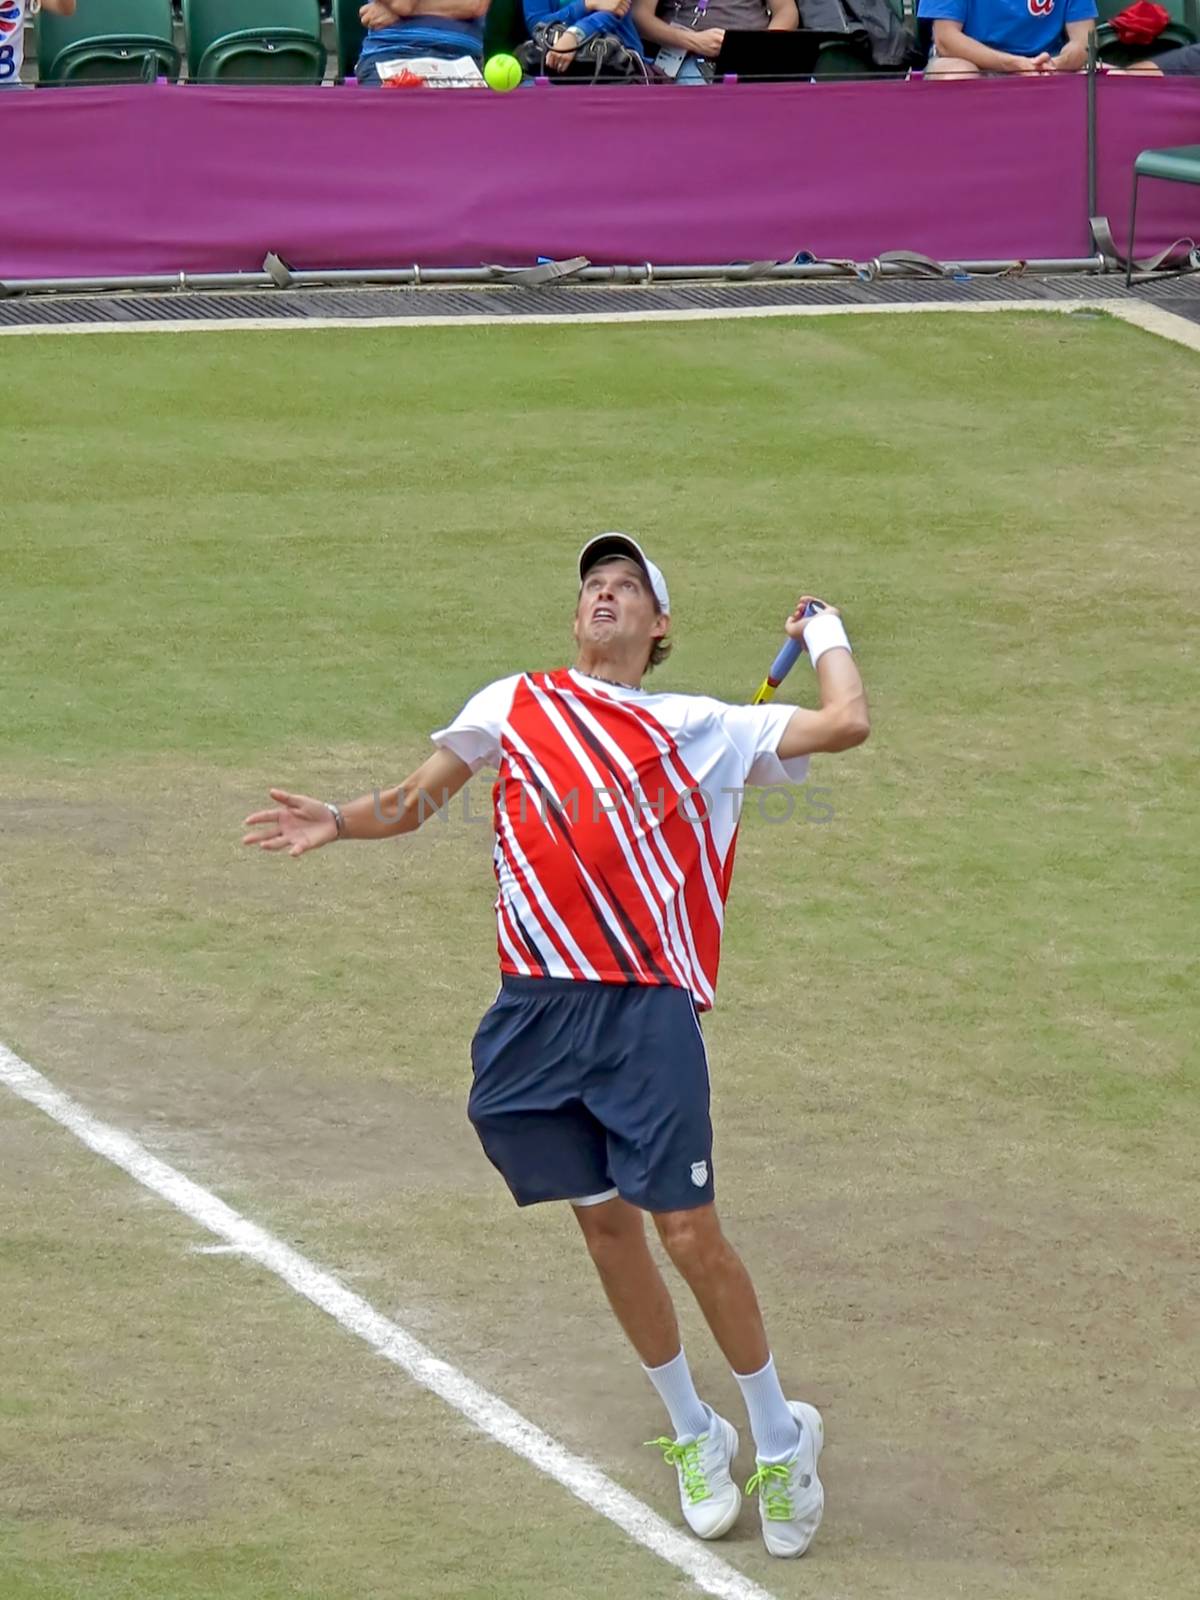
[763,601,825,689]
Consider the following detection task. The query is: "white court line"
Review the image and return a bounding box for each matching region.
[1,295,1200,351]
[0,1042,778,1600]
[1103,297,1200,354]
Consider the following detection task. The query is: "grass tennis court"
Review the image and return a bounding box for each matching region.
[2,311,1197,1600]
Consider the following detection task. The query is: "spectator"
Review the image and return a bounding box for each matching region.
[918,0,1096,75]
[632,0,797,82]
[356,0,490,84]
[1117,43,1200,71]
[2,0,76,89]
[522,0,646,74]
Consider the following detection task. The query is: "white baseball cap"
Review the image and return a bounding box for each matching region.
[577,533,670,614]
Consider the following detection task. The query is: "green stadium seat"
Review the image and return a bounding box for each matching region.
[1104,0,1197,27]
[331,0,365,80]
[182,0,326,83]
[483,0,529,58]
[813,0,913,75]
[1096,0,1198,63]
[37,0,181,84]
[1125,144,1200,285]
[1097,23,1197,64]
[812,39,874,75]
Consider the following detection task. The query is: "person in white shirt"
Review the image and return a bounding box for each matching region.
[1,0,76,88]
[243,534,870,1558]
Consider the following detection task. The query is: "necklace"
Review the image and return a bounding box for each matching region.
[576,668,642,693]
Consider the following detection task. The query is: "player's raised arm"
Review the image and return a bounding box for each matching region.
[242,746,475,857]
[774,598,870,759]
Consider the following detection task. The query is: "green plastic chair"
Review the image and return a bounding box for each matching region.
[1096,0,1198,63]
[813,0,913,76]
[1097,23,1196,64]
[1125,144,1200,284]
[1094,0,1197,22]
[182,0,326,82]
[812,39,875,76]
[331,0,365,80]
[484,0,529,58]
[37,0,181,84]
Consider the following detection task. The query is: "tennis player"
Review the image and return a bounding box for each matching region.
[243,533,869,1558]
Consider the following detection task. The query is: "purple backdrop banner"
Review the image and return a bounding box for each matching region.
[1097,76,1200,259]
[2,77,1199,279]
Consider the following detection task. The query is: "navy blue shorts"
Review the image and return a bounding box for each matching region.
[468,975,715,1212]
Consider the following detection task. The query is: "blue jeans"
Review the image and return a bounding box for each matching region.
[355,47,479,84]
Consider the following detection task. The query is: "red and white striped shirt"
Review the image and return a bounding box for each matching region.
[433,669,808,1010]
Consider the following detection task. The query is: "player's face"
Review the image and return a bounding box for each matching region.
[574,559,663,653]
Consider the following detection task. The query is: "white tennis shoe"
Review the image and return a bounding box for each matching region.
[745,1400,825,1558]
[647,1406,741,1539]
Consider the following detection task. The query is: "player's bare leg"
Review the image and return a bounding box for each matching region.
[572,1196,680,1367]
[572,1196,742,1539]
[653,1204,770,1374]
[654,1202,825,1557]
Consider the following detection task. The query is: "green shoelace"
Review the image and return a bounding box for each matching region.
[745,1462,795,1521]
[646,1435,711,1505]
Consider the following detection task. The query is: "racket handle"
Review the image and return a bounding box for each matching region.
[767,636,804,685]
[764,601,825,690]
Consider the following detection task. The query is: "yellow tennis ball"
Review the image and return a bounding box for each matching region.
[484,53,523,92]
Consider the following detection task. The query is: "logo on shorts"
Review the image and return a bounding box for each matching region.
[690,1161,709,1188]
[1028,0,1054,14]
[0,1,22,40]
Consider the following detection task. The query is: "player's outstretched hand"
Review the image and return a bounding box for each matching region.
[242,789,337,857]
[784,595,840,643]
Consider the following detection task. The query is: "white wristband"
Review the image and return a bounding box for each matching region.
[804,611,852,667]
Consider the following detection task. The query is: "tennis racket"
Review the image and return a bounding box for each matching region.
[751,601,825,704]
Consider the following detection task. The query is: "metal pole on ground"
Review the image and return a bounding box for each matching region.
[0,258,1109,298]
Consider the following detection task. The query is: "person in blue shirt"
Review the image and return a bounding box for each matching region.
[356,0,490,84]
[523,0,647,72]
[918,0,1096,76]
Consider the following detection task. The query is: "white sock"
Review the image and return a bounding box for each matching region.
[733,1354,801,1461]
[642,1348,711,1441]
